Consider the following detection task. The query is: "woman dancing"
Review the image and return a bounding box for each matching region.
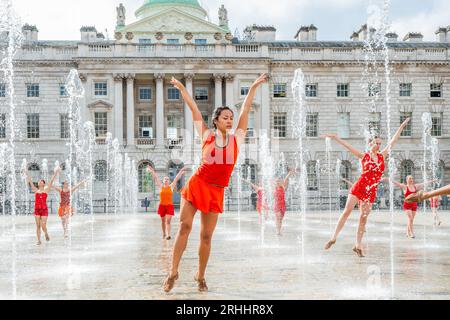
[240,178,269,223]
[163,74,268,293]
[52,180,86,238]
[24,165,61,245]
[274,170,295,236]
[147,166,186,240]
[430,196,442,227]
[322,117,410,257]
[387,176,436,238]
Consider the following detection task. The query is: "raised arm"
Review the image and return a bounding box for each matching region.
[283,170,295,189]
[240,178,260,191]
[321,134,364,159]
[24,168,38,193]
[147,166,162,189]
[170,167,187,191]
[52,185,62,193]
[235,74,269,146]
[382,118,410,157]
[46,167,61,192]
[416,179,438,191]
[170,77,209,142]
[71,180,86,193]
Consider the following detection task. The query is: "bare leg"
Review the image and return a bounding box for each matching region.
[405,210,412,237]
[275,212,283,235]
[166,216,172,239]
[326,194,359,248]
[61,215,69,237]
[35,216,41,245]
[431,208,441,226]
[160,216,166,239]
[355,202,372,252]
[41,216,49,241]
[409,211,416,237]
[168,199,197,278]
[197,212,219,281]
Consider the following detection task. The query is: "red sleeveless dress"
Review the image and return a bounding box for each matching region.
[256,189,269,213]
[34,192,49,217]
[274,185,286,216]
[350,153,385,204]
[403,185,418,211]
[182,133,238,214]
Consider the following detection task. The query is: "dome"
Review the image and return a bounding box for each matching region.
[136,0,207,20]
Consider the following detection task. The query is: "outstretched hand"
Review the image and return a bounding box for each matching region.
[251,73,269,89]
[170,77,185,91]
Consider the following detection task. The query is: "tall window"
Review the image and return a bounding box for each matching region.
[431,112,443,137]
[337,112,350,138]
[94,112,108,137]
[240,84,250,96]
[307,161,318,191]
[27,113,40,139]
[368,83,381,97]
[139,87,152,101]
[306,113,318,137]
[167,87,180,100]
[167,115,182,139]
[27,84,40,98]
[247,112,255,138]
[0,114,5,139]
[400,112,412,137]
[139,115,153,138]
[337,83,349,97]
[273,84,287,98]
[60,114,69,139]
[138,161,155,193]
[194,87,208,101]
[399,83,412,97]
[305,83,318,97]
[400,160,414,183]
[368,112,381,136]
[0,83,5,97]
[94,161,107,182]
[59,84,68,97]
[273,112,287,138]
[340,161,352,190]
[94,82,108,96]
[430,84,442,98]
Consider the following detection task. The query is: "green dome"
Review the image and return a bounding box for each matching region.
[136,0,207,19]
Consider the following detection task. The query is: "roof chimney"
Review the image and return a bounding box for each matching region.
[403,32,423,42]
[22,24,38,41]
[436,27,448,42]
[80,26,100,42]
[385,32,398,42]
[295,25,318,41]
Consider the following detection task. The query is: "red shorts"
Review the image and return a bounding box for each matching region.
[403,202,418,212]
[182,174,224,214]
[34,208,48,217]
[158,204,174,217]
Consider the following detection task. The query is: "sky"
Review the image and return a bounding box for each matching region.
[11,0,450,41]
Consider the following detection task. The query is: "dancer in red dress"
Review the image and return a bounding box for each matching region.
[163,74,268,292]
[322,117,410,257]
[387,176,436,238]
[429,196,442,226]
[273,170,295,236]
[24,165,61,245]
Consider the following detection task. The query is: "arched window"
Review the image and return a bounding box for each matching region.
[400,160,414,183]
[307,161,318,191]
[241,159,257,191]
[94,160,107,182]
[340,160,352,190]
[138,161,155,193]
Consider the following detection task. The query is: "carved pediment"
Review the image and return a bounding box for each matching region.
[121,8,227,35]
[88,100,113,109]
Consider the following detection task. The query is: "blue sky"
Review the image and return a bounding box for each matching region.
[12,0,450,41]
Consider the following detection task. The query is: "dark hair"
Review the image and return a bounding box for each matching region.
[39,179,46,185]
[212,107,234,129]
[369,135,380,143]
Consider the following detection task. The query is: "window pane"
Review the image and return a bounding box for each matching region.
[167,88,180,100]
[430,84,442,98]
[167,39,179,44]
[139,115,153,138]
[195,87,208,101]
[195,39,207,45]
[27,84,40,98]
[337,112,350,138]
[431,112,442,137]
[306,113,318,137]
[94,112,108,137]
[307,161,318,190]
[94,161,107,182]
[337,83,349,97]
[0,114,6,139]
[273,113,287,138]
[400,112,412,137]
[60,114,69,139]
[0,83,6,97]
[94,82,108,96]
[305,84,317,97]
[139,87,151,100]
[399,83,412,97]
[27,114,40,139]
[273,84,287,98]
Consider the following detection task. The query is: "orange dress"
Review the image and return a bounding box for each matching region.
[182,133,238,214]
[158,186,174,217]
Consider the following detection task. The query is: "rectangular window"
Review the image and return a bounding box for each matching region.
[306,113,318,137]
[337,112,350,138]
[399,83,412,97]
[430,84,442,98]
[273,113,287,138]
[273,84,287,98]
[139,87,152,101]
[94,112,108,137]
[94,82,108,96]
[368,83,381,97]
[27,113,40,139]
[195,39,207,45]
[167,39,179,44]
[0,114,5,139]
[247,112,255,138]
[60,114,69,139]
[194,87,208,101]
[305,83,318,97]
[27,84,40,98]
[0,83,5,97]
[368,112,381,135]
[167,87,180,100]
[307,162,318,191]
[167,115,182,139]
[337,83,349,97]
[400,112,412,137]
[60,84,68,97]
[139,115,153,138]
[431,112,443,137]
[240,86,250,96]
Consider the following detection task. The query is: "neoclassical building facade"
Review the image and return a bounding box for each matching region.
[1,0,450,210]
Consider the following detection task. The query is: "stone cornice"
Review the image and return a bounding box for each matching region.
[269,60,450,67]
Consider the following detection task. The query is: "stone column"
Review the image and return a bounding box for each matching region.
[214,73,224,108]
[126,74,135,147]
[184,73,194,146]
[114,74,124,144]
[225,73,236,127]
[260,79,270,136]
[155,73,165,148]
